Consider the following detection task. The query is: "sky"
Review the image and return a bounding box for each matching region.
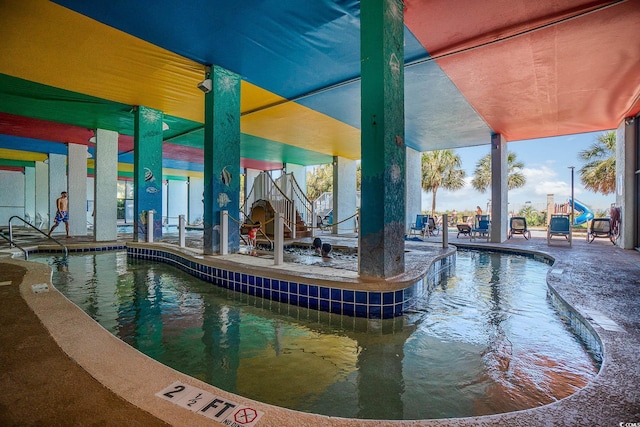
[422,130,616,215]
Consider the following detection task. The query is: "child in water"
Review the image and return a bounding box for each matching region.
[248,222,260,250]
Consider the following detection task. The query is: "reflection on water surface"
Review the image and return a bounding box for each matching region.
[36,250,598,420]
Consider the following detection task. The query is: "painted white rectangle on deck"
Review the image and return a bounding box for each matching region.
[583,309,626,332]
[157,381,264,426]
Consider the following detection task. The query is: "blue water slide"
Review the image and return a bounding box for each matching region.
[568,198,595,225]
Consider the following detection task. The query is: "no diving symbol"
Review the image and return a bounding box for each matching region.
[234,407,257,424]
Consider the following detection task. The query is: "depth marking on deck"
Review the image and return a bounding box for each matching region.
[583,309,626,332]
[0,280,12,286]
[157,381,264,426]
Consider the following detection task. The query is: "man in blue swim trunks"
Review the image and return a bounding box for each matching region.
[48,191,70,237]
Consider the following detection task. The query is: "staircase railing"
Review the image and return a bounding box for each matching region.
[258,172,294,234]
[278,172,314,228]
[0,232,28,259]
[314,192,333,216]
[8,215,68,259]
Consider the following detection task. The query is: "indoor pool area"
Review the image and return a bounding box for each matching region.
[32,249,600,420]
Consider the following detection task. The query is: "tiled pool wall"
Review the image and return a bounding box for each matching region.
[25,244,127,256]
[126,246,455,319]
[547,286,604,365]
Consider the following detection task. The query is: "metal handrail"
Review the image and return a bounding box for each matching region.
[8,215,68,257]
[0,231,29,259]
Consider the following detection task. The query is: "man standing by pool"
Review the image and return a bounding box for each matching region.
[48,191,70,237]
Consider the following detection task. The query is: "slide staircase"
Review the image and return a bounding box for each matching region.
[242,172,313,238]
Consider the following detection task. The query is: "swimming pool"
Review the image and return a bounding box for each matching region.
[34,250,599,420]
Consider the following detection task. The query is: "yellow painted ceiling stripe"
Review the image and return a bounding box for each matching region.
[0,0,203,123]
[0,148,47,162]
[242,102,361,159]
[0,0,361,160]
[162,168,203,179]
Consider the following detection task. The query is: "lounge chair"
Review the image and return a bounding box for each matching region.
[547,214,572,247]
[409,214,428,237]
[508,216,531,239]
[426,216,440,236]
[456,223,471,238]
[587,218,614,244]
[470,217,490,242]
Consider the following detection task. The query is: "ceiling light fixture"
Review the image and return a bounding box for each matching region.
[198,65,212,93]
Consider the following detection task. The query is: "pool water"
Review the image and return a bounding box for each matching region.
[34,250,599,420]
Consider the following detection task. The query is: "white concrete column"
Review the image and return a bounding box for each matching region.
[35,161,49,228]
[24,166,35,222]
[405,147,422,234]
[274,213,284,265]
[490,134,508,242]
[48,153,67,229]
[93,129,118,242]
[616,116,638,249]
[245,168,261,208]
[187,177,204,224]
[167,180,188,226]
[67,143,88,236]
[332,156,357,234]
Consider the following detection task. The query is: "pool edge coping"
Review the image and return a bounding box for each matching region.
[5,241,630,427]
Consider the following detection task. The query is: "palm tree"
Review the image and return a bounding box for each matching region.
[421,150,466,215]
[471,151,526,192]
[578,130,616,194]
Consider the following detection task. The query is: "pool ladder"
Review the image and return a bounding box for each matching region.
[3,215,68,260]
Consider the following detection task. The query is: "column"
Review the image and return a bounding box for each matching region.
[187,177,204,225]
[94,129,118,241]
[24,166,35,221]
[359,0,405,278]
[203,66,241,255]
[35,161,48,229]
[405,147,422,234]
[490,133,508,242]
[133,106,164,242]
[616,116,638,249]
[67,143,88,236]
[332,156,357,234]
[167,180,188,226]
[48,152,67,230]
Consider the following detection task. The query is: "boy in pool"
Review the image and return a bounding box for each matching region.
[312,237,322,255]
[321,242,332,258]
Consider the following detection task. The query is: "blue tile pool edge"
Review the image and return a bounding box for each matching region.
[124,244,455,320]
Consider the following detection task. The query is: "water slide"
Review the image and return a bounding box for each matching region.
[568,198,595,225]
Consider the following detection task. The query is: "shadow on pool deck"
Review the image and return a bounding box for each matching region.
[0,229,639,426]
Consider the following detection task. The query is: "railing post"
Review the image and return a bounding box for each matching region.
[221,210,229,255]
[274,213,284,265]
[290,202,296,239]
[442,213,448,248]
[311,205,316,237]
[147,210,154,243]
[178,214,186,248]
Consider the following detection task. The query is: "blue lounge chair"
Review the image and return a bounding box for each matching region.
[547,214,572,247]
[409,214,429,238]
[508,216,531,239]
[470,216,490,241]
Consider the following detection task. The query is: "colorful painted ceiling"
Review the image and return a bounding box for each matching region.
[0,0,639,178]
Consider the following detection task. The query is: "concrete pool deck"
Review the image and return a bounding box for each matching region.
[0,229,639,426]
